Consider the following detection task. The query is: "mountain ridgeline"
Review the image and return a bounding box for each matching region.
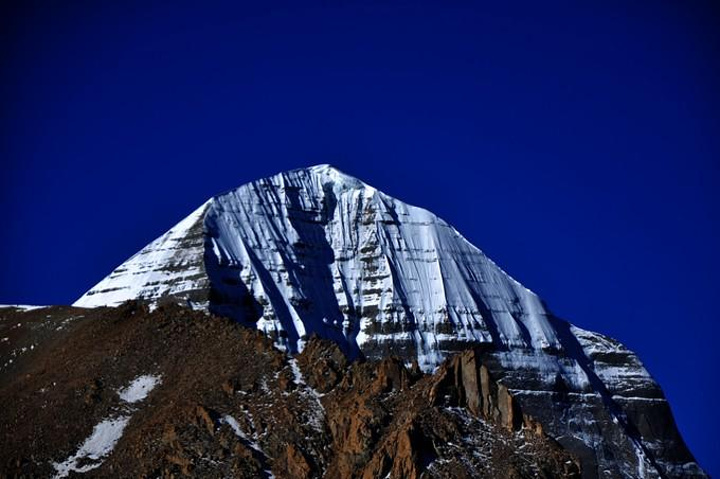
[68,165,704,478]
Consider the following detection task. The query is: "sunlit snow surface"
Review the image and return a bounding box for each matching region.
[52,417,130,478]
[73,202,211,309]
[117,374,162,403]
[203,165,562,368]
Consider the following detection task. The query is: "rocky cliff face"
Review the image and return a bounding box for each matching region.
[1,304,580,478]
[72,165,705,478]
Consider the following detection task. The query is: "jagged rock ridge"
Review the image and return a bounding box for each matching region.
[74,165,706,478]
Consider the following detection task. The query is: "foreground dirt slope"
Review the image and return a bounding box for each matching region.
[0,303,580,478]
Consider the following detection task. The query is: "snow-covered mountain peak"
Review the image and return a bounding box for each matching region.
[288,163,372,193]
[72,165,706,478]
[305,163,355,180]
[308,165,378,201]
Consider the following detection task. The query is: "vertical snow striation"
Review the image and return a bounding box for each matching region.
[204,164,563,371]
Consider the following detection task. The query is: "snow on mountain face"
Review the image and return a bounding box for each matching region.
[205,165,562,368]
[74,201,211,309]
[74,165,705,478]
[77,165,560,368]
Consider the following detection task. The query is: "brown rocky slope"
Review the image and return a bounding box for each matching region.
[0,303,581,478]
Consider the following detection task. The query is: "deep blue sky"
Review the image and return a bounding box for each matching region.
[2,1,718,474]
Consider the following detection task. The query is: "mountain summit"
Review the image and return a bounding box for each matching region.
[73,165,705,478]
[75,164,560,367]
